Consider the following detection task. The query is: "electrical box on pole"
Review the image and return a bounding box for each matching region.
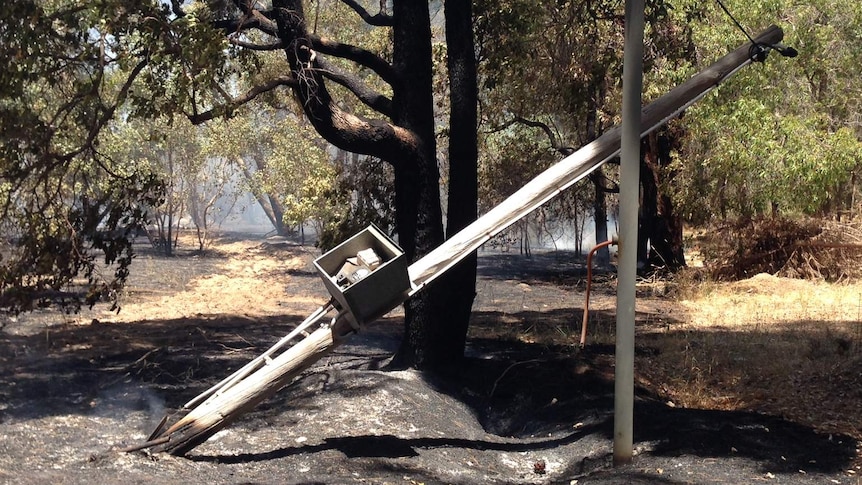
[313,224,411,328]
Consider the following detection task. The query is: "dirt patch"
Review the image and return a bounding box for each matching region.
[109,238,328,321]
[1,234,860,484]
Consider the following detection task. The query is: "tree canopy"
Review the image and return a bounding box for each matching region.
[1,0,481,370]
[668,0,862,221]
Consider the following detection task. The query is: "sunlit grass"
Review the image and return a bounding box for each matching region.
[640,273,862,440]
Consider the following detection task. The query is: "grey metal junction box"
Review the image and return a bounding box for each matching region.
[313,224,410,327]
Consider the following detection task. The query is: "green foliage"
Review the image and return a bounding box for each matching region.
[102,114,222,253]
[0,0,231,312]
[474,0,862,229]
[0,165,163,314]
[205,107,341,234]
[478,124,558,209]
[474,0,687,250]
[317,153,396,251]
[671,0,862,222]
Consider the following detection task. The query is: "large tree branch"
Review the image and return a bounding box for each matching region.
[170,0,186,18]
[213,8,278,38]
[339,0,394,26]
[228,37,282,51]
[272,0,417,165]
[309,34,397,87]
[214,8,396,95]
[186,75,297,124]
[316,56,392,117]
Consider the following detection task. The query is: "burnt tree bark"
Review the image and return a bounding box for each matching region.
[392,0,479,369]
[638,129,686,270]
[270,0,474,370]
[439,0,478,367]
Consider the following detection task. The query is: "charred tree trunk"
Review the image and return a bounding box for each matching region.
[639,130,686,270]
[271,0,475,371]
[421,0,479,370]
[638,148,655,266]
[389,0,452,370]
[591,171,611,265]
[586,80,611,264]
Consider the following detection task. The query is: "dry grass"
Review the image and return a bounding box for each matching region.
[636,272,862,444]
[641,220,862,446]
[483,220,862,452]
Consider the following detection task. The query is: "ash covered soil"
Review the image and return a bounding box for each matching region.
[0,236,858,484]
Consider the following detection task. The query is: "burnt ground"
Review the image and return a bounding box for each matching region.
[0,239,859,484]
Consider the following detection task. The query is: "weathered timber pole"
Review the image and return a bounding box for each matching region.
[140,26,784,456]
[153,313,354,455]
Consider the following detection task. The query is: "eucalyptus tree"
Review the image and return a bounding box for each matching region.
[670,0,862,221]
[101,116,203,256]
[185,127,242,252]
[186,0,479,368]
[198,0,480,370]
[203,107,338,240]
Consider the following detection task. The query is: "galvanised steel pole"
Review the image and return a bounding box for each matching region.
[614,0,645,466]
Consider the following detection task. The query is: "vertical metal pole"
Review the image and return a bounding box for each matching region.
[614,0,645,466]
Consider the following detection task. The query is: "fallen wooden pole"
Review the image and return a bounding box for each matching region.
[153,311,354,455]
[139,26,784,456]
[181,301,335,411]
[408,25,785,291]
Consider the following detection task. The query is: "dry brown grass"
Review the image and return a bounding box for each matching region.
[636,272,862,444]
[642,219,862,446]
[487,220,862,455]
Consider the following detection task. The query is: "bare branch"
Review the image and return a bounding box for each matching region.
[494,115,620,191]
[512,116,576,155]
[339,0,394,26]
[228,37,283,51]
[485,116,576,155]
[170,0,186,18]
[187,75,297,124]
[213,9,278,37]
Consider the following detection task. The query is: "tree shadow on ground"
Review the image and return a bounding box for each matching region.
[2,305,858,480]
[188,426,602,464]
[476,250,599,286]
[429,333,858,476]
[172,322,856,478]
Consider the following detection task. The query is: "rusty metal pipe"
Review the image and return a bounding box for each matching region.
[580,238,618,347]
